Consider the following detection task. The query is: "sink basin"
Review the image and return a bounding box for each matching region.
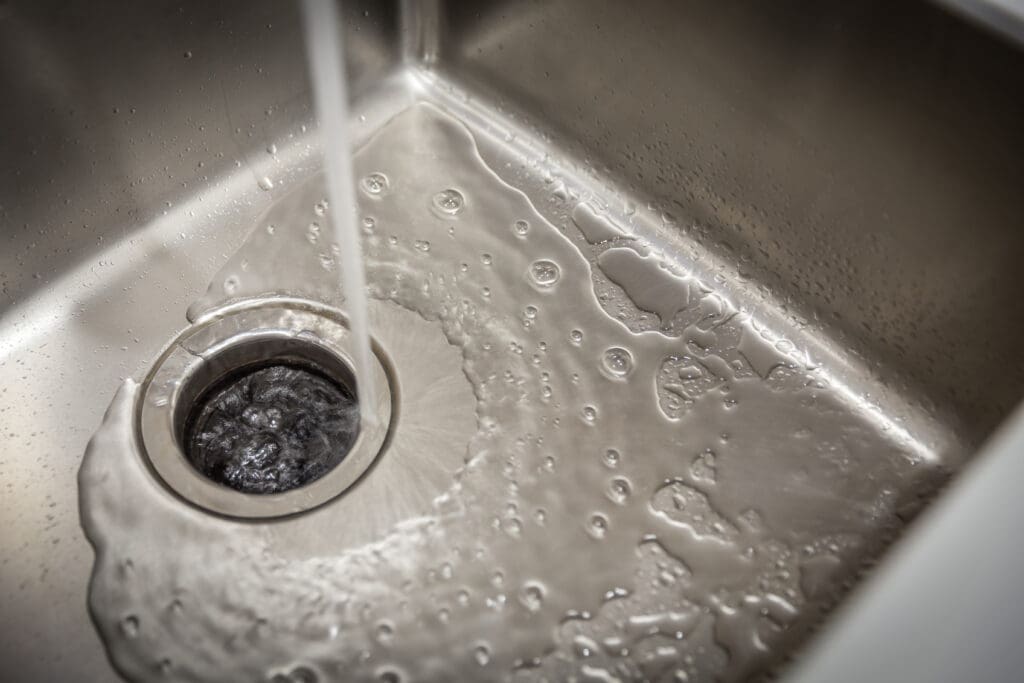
[2,1,1022,680]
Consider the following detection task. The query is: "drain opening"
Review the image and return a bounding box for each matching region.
[175,339,360,495]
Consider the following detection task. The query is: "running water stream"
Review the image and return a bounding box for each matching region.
[301,0,376,419]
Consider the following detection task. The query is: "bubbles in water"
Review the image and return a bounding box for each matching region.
[528,259,561,288]
[186,365,359,494]
[432,188,465,215]
[360,172,390,196]
[601,347,634,378]
[512,219,529,237]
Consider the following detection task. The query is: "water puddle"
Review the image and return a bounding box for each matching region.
[80,103,940,682]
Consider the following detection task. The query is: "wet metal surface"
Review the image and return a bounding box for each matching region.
[2,1,1024,681]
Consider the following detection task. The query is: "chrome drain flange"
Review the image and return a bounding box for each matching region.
[138,302,392,519]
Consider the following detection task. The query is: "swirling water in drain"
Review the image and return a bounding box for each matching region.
[79,104,944,682]
[186,365,359,494]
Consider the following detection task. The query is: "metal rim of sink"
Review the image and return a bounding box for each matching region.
[137,300,394,519]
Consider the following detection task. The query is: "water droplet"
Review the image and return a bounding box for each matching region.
[582,405,598,423]
[266,144,277,155]
[528,259,560,287]
[520,582,545,611]
[361,172,390,196]
[588,514,609,539]
[258,176,274,191]
[414,240,431,252]
[306,222,321,243]
[503,517,523,538]
[222,276,239,295]
[481,253,493,266]
[690,449,717,483]
[376,621,394,645]
[524,305,537,319]
[603,448,621,468]
[265,224,276,235]
[607,477,631,504]
[569,329,584,345]
[120,615,139,638]
[183,50,193,59]
[512,219,529,237]
[314,199,328,216]
[288,666,319,683]
[474,644,491,667]
[362,216,376,234]
[377,669,403,683]
[432,188,465,215]
[602,347,634,377]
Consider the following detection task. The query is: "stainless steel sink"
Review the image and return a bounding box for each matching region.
[2,1,1023,681]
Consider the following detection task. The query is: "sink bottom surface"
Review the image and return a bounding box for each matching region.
[2,73,956,682]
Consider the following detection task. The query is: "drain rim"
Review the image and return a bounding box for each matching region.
[137,301,393,519]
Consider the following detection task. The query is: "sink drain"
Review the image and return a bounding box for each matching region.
[184,361,359,495]
[139,302,392,518]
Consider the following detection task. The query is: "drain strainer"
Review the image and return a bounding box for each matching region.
[138,302,392,518]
